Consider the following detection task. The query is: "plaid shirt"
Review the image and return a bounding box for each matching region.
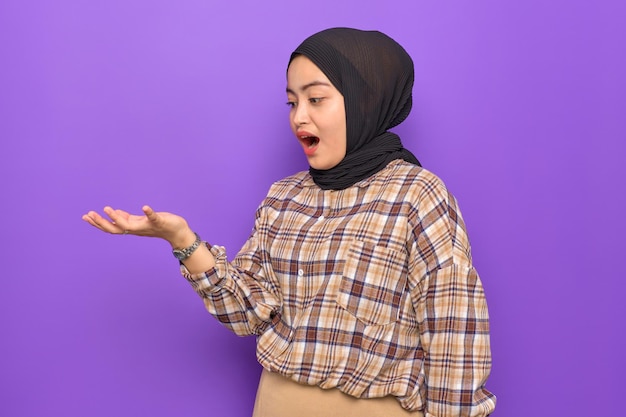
[182,160,496,416]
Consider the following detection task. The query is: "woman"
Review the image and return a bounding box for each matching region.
[83,28,496,417]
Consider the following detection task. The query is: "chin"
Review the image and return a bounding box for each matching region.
[308,156,343,171]
[309,162,334,170]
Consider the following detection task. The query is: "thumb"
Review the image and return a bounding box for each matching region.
[142,205,159,223]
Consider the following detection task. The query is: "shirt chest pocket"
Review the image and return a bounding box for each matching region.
[336,241,408,326]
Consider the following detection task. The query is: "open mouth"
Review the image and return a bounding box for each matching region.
[300,135,320,148]
[297,131,320,156]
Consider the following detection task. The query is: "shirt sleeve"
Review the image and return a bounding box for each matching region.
[180,207,282,337]
[408,179,496,417]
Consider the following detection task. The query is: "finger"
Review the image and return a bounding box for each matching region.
[99,207,129,234]
[142,205,159,223]
[82,213,107,232]
[102,206,115,220]
[103,206,124,226]
[142,205,154,215]
[83,212,114,233]
[84,211,111,227]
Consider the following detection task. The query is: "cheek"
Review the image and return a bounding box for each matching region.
[333,108,347,151]
[288,112,297,132]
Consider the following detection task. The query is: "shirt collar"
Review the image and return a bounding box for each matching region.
[300,159,405,189]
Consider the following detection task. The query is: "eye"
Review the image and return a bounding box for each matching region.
[286,101,297,108]
[309,97,323,104]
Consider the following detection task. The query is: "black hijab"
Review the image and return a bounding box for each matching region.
[289,27,420,190]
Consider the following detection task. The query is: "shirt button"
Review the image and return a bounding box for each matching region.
[298,269,304,277]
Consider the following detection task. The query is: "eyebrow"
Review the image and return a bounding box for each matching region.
[286,80,332,95]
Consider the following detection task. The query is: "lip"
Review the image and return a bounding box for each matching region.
[296,130,320,156]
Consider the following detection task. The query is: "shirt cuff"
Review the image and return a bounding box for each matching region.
[180,243,227,295]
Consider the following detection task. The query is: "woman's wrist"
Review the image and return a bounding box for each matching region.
[168,227,197,250]
[172,232,202,261]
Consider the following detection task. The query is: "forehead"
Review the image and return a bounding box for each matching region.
[287,56,333,89]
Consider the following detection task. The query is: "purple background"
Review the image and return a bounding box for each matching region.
[1,1,624,416]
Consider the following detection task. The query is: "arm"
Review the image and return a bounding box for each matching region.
[82,204,281,337]
[408,181,496,417]
[181,224,282,336]
[82,205,217,273]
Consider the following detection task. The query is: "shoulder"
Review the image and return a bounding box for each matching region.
[373,160,452,203]
[267,170,311,195]
[255,170,314,211]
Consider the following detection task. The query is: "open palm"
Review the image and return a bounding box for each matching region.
[82,205,189,243]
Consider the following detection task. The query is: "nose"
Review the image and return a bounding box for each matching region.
[292,102,309,126]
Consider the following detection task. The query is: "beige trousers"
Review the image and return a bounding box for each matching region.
[252,369,424,417]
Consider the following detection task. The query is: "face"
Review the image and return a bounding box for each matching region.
[286,55,347,170]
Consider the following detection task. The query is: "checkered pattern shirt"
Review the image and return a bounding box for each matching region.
[182,160,496,416]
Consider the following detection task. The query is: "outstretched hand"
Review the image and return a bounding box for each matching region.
[82,205,192,247]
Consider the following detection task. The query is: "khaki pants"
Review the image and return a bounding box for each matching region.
[252,369,424,417]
